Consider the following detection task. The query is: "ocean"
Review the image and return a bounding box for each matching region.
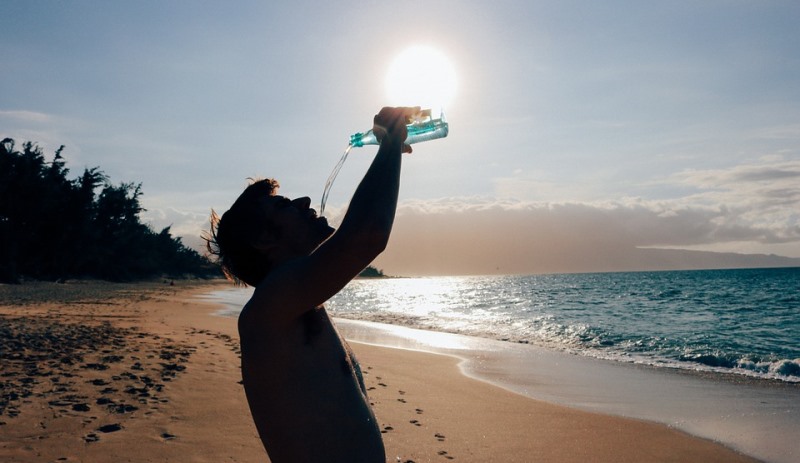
[207,267,800,383]
[199,267,800,462]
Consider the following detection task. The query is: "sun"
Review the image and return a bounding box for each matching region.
[385,45,458,111]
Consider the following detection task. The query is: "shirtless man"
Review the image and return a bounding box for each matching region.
[207,107,418,462]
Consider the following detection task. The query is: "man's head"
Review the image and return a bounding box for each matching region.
[206,178,334,286]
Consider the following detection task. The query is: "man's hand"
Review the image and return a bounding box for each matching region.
[373,106,421,154]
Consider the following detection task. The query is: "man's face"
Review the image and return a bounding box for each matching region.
[259,195,335,256]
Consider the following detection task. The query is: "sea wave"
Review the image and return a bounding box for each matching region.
[198,268,800,384]
[330,309,800,383]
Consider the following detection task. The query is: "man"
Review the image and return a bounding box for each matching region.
[207,107,419,462]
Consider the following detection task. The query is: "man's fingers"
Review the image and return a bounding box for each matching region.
[376,106,422,125]
[374,107,423,151]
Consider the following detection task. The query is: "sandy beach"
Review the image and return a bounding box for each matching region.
[0,280,762,462]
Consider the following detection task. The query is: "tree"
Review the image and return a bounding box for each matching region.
[0,138,219,283]
[358,266,386,278]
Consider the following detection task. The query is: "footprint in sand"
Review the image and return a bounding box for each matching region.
[97,423,122,433]
[71,403,90,412]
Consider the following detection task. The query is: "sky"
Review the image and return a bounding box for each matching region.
[2,0,799,275]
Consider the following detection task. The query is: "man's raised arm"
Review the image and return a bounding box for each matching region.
[251,107,419,315]
[330,106,418,261]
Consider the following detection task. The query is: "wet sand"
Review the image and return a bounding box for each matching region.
[0,280,761,462]
[336,319,800,463]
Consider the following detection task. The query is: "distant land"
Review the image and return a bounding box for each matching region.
[372,243,800,276]
[181,234,799,276]
[626,248,800,272]
[530,247,800,275]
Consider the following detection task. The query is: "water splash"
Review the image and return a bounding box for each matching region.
[319,143,353,216]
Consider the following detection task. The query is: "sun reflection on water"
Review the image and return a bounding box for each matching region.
[328,276,517,339]
[347,277,467,318]
[339,319,475,351]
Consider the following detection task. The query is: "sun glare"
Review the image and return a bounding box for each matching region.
[385,45,458,111]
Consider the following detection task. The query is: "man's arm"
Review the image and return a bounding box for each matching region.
[329,106,417,261]
[248,107,418,323]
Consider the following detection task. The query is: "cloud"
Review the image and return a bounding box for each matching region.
[666,159,800,237]
[157,158,800,275]
[749,124,800,141]
[140,206,211,252]
[369,158,800,275]
[0,110,88,163]
[372,196,800,275]
[674,159,800,188]
[0,109,53,123]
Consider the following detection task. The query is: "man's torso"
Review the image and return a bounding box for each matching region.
[238,303,384,462]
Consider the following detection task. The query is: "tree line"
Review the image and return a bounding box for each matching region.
[0,138,220,283]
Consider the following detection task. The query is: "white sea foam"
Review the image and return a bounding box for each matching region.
[197,268,800,383]
[195,279,800,463]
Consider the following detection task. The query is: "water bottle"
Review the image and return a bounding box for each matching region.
[320,109,450,215]
[349,109,449,147]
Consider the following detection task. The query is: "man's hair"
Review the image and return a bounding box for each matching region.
[205,178,280,287]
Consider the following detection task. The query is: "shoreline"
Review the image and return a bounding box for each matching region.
[335,319,799,463]
[0,280,780,462]
[201,286,799,463]
[203,285,800,385]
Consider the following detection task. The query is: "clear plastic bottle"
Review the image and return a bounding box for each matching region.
[349,109,449,147]
[320,109,449,215]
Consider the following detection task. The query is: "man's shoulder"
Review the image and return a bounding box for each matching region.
[241,251,354,328]
[238,283,325,332]
[239,287,277,322]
